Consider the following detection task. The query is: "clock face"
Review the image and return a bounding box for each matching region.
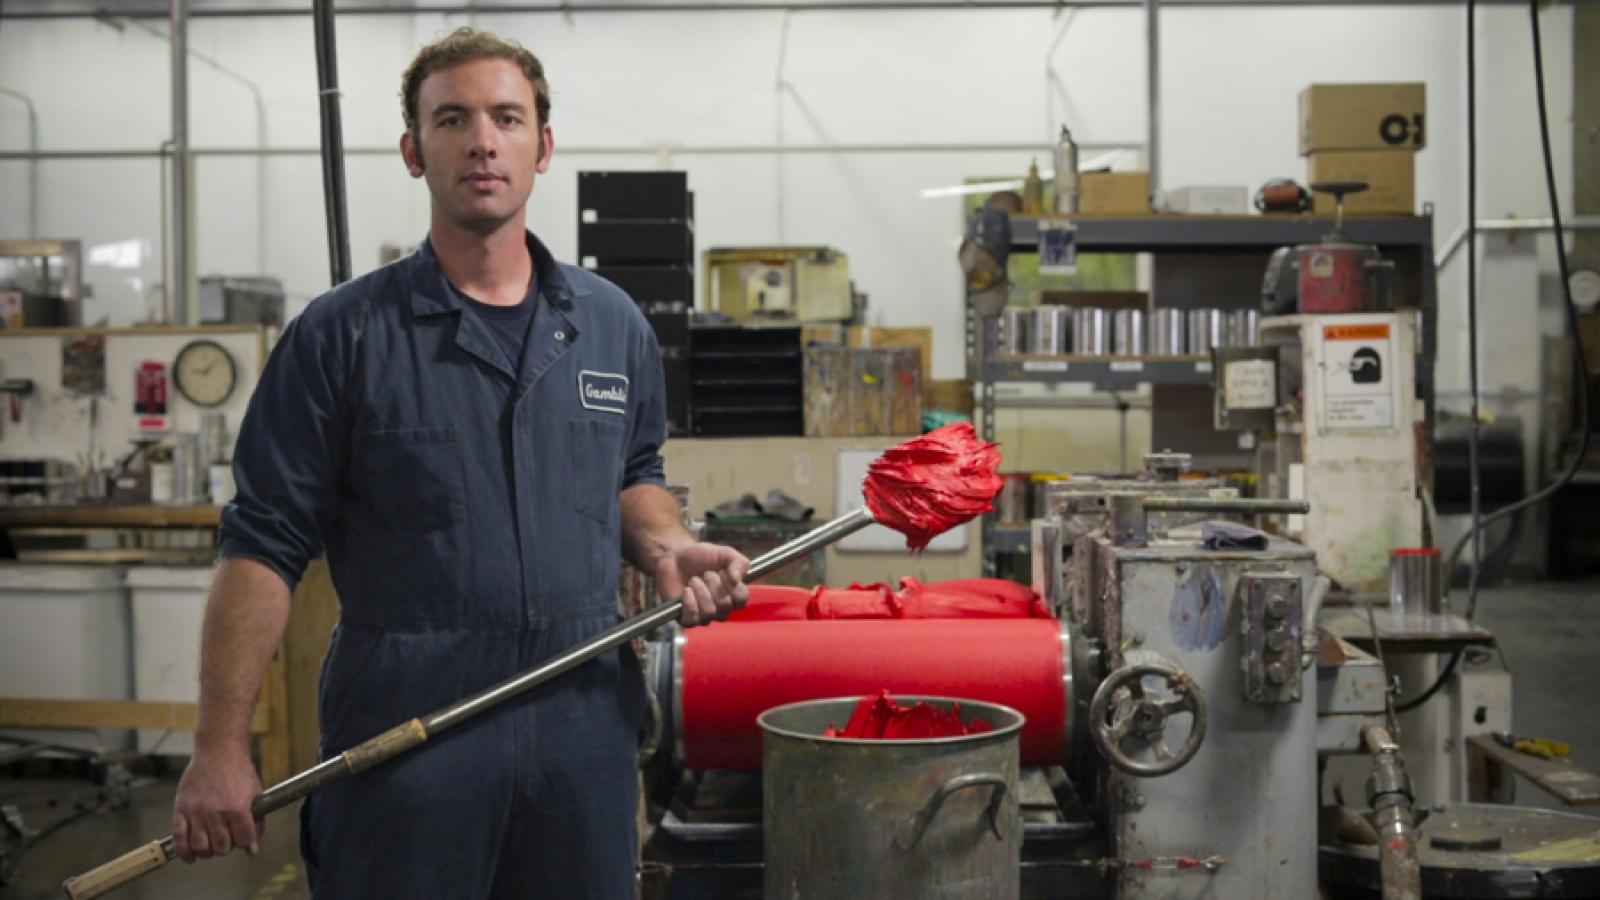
[174,340,237,407]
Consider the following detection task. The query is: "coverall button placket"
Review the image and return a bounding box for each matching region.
[513,293,579,628]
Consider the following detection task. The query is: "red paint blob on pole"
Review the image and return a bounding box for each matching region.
[863,422,1004,551]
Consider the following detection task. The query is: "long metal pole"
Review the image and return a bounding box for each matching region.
[63,507,877,900]
[312,0,352,286]
[1144,0,1159,195]
[169,0,193,324]
[1,0,1554,18]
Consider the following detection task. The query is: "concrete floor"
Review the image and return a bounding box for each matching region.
[3,576,1597,898]
[1,769,307,900]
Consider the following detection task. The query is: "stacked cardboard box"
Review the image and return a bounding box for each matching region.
[1299,83,1425,216]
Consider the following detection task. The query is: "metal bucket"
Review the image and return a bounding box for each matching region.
[761,696,1024,900]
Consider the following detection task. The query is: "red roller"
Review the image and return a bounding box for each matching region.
[677,618,1069,769]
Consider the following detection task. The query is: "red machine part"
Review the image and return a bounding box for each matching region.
[1297,244,1376,314]
[677,618,1068,769]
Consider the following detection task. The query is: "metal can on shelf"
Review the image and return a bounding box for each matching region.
[1002,308,1032,354]
[997,473,1031,524]
[1149,308,1185,355]
[1185,308,1227,354]
[1073,308,1109,355]
[1112,309,1145,356]
[1031,307,1071,355]
[1228,309,1261,348]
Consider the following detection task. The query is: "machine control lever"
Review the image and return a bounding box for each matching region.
[1089,663,1208,778]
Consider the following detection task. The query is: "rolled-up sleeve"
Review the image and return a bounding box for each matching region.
[622,329,667,490]
[218,309,349,590]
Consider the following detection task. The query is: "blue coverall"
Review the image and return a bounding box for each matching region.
[218,232,662,898]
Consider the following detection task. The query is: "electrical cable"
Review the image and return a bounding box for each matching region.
[1397,0,1593,714]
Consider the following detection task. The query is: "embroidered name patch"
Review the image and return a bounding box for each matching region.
[579,370,630,414]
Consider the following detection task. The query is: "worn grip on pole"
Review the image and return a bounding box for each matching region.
[62,840,171,900]
[342,718,428,773]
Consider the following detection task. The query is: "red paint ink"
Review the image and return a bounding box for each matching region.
[728,578,1051,622]
[822,690,994,740]
[863,422,1004,551]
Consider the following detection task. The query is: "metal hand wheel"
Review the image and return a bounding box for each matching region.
[1089,663,1208,777]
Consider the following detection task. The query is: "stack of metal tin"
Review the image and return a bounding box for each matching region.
[1000,306,1260,357]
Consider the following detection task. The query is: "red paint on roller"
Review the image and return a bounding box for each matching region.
[728,578,1050,622]
[863,422,1003,551]
[821,690,995,740]
[680,618,1067,769]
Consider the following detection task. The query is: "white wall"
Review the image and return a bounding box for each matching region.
[0,3,1576,390]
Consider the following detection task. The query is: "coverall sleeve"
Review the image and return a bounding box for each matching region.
[217,310,350,591]
[622,329,668,490]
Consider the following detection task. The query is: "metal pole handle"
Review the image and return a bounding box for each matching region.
[61,839,173,900]
[64,506,879,899]
[1140,497,1310,515]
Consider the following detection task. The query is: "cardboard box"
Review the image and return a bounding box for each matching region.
[1080,172,1151,215]
[1299,82,1426,155]
[847,325,933,383]
[923,379,974,417]
[1166,185,1249,215]
[1307,151,1415,216]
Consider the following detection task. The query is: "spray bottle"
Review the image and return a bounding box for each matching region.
[1053,126,1079,214]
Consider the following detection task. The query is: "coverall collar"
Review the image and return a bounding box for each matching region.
[408,229,590,319]
[408,230,589,384]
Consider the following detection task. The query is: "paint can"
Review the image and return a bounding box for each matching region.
[1149,308,1185,355]
[1228,309,1261,348]
[1185,309,1227,354]
[1031,307,1071,355]
[1001,308,1032,354]
[1389,548,1442,615]
[1112,310,1145,356]
[1073,309,1109,355]
[997,473,1031,524]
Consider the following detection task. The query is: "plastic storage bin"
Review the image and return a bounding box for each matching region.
[127,566,214,755]
[0,564,132,753]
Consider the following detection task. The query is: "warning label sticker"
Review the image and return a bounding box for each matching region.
[1320,321,1395,431]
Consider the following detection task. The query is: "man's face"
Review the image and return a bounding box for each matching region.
[401,58,553,234]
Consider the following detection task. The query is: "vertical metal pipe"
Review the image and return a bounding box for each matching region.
[0,90,39,237]
[1144,0,1159,195]
[312,0,352,286]
[170,0,193,323]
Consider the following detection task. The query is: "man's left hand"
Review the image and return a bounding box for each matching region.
[653,543,750,627]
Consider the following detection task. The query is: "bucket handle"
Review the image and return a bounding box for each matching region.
[895,773,1008,851]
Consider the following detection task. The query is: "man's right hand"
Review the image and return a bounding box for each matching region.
[172,743,264,862]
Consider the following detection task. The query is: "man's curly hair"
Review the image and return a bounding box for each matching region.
[401,27,551,133]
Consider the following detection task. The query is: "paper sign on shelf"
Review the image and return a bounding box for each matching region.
[1038,224,1078,276]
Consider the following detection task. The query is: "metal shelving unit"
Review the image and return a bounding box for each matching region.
[987,354,1213,389]
[973,212,1438,575]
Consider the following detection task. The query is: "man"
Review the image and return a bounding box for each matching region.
[171,27,748,898]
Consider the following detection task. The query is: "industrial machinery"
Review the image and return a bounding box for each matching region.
[703,247,854,322]
[637,462,1325,899]
[1217,310,1425,595]
[1261,182,1394,317]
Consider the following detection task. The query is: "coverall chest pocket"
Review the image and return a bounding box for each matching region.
[569,418,625,524]
[353,426,466,532]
